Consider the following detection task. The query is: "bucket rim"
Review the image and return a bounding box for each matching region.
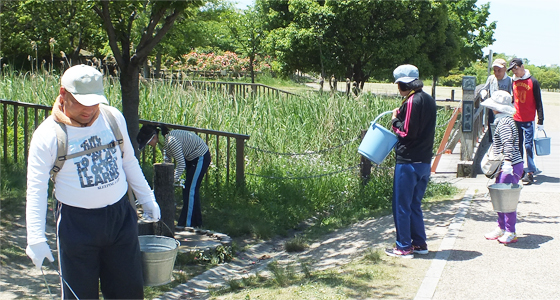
[139,235,180,247]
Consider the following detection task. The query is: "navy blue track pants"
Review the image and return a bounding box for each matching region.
[392,163,430,250]
[177,150,211,227]
[56,194,144,299]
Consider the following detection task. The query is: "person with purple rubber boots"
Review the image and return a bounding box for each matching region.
[481,90,524,244]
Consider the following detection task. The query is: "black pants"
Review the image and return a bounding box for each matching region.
[177,150,211,227]
[57,195,144,299]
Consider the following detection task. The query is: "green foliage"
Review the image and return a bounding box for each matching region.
[1,73,456,242]
[284,235,308,252]
[0,0,105,70]
[259,0,495,83]
[362,248,382,264]
[267,261,297,287]
[439,75,464,87]
[439,53,560,89]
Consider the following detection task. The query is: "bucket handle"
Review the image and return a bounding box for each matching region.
[371,110,394,125]
[536,129,547,139]
[486,172,522,188]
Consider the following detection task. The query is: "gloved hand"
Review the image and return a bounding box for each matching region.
[26,242,54,270]
[174,179,185,189]
[480,89,488,99]
[537,124,544,131]
[502,161,513,176]
[142,201,161,222]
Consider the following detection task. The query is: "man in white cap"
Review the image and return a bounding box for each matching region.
[479,58,513,142]
[384,64,437,259]
[480,58,513,99]
[25,64,160,299]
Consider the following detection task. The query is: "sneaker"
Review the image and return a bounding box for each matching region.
[385,247,414,259]
[498,232,518,244]
[522,172,534,184]
[484,227,504,240]
[413,245,429,255]
[534,169,542,176]
[175,225,186,231]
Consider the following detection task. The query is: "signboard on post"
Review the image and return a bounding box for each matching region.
[460,76,476,163]
[461,76,476,133]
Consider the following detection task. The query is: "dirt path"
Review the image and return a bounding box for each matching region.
[0,216,60,299]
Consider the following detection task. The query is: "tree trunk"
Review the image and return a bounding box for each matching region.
[120,64,141,157]
[155,53,162,78]
[432,76,438,99]
[250,56,255,83]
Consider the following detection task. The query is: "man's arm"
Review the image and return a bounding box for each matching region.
[532,77,544,125]
[26,122,56,245]
[107,106,156,205]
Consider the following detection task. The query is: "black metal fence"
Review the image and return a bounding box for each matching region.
[1,99,250,186]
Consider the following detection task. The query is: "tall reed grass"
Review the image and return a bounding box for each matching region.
[1,72,455,238]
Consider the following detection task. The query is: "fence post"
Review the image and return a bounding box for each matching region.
[236,137,245,187]
[13,105,18,163]
[3,103,7,164]
[153,163,175,237]
[360,130,372,184]
[458,76,476,177]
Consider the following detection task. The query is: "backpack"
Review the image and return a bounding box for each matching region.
[49,105,136,210]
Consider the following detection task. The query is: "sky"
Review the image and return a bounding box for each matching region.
[478,0,560,66]
[230,0,560,66]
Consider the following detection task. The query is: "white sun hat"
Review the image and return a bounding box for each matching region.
[480,90,515,115]
[61,65,108,106]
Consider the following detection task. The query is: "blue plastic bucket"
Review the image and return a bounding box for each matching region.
[534,130,550,156]
[358,111,398,165]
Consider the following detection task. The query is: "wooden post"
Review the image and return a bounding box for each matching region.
[460,76,476,161]
[3,103,7,164]
[458,76,476,176]
[236,137,245,187]
[153,163,175,237]
[13,105,18,163]
[360,130,372,184]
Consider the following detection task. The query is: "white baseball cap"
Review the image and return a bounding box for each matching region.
[393,64,419,84]
[61,65,108,106]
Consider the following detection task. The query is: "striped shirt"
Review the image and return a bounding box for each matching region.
[163,130,209,181]
[492,115,523,165]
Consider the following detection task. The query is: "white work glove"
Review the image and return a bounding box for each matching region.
[480,89,488,99]
[26,242,54,270]
[174,179,185,189]
[537,124,544,131]
[142,201,161,223]
[501,161,513,176]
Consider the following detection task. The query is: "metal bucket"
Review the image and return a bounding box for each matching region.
[488,183,523,213]
[139,235,180,286]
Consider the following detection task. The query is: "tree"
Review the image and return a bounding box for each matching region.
[227,7,266,83]
[0,0,105,70]
[259,0,495,91]
[151,0,238,77]
[91,0,203,154]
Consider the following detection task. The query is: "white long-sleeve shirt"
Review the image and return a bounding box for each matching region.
[26,105,155,245]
